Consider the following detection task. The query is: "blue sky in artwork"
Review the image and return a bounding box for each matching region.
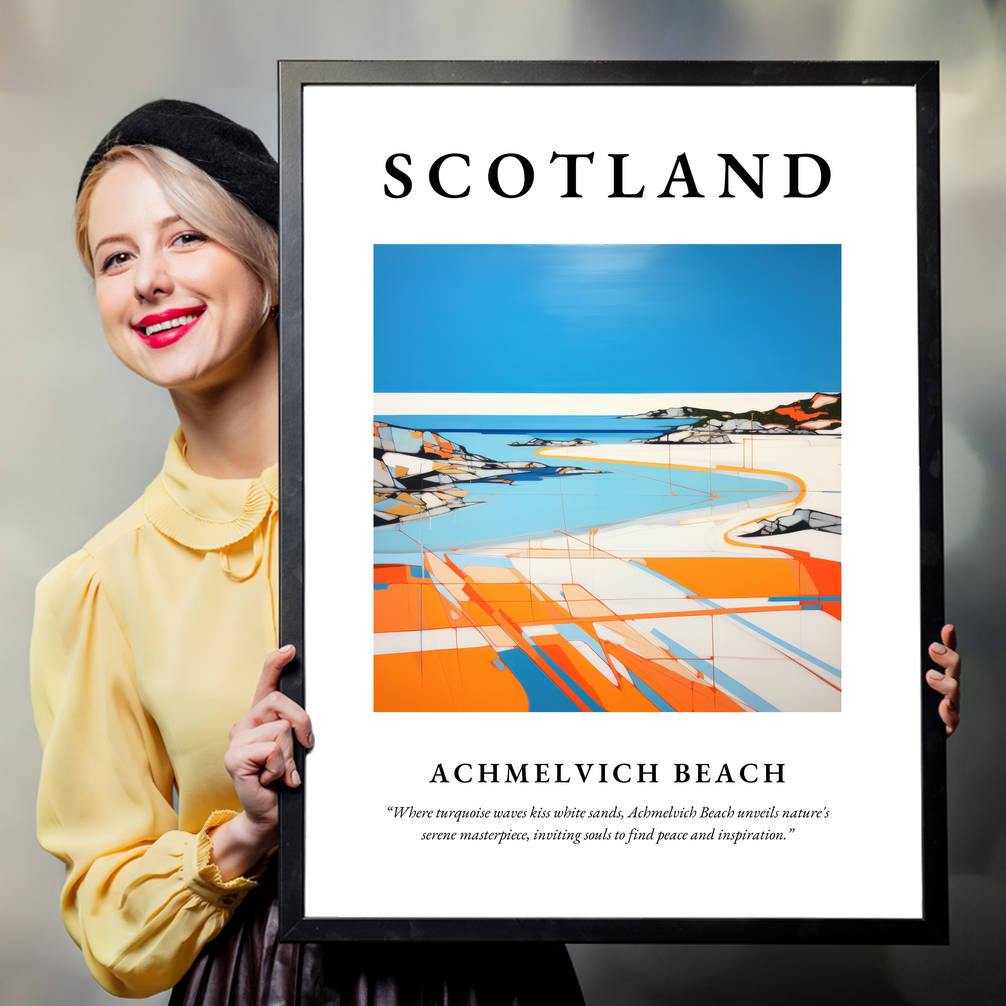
[373,244,840,394]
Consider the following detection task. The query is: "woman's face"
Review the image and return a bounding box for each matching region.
[87,158,270,393]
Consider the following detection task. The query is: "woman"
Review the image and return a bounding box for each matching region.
[31,99,585,1003]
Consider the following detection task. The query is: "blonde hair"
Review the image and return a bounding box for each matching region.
[75,145,278,322]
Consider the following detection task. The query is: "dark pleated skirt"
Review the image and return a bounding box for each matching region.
[169,869,584,1006]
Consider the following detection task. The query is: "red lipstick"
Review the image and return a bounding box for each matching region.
[132,306,205,349]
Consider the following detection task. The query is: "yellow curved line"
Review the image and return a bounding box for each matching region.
[722,467,807,549]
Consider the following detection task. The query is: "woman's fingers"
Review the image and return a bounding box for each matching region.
[941,623,958,653]
[926,668,960,736]
[926,667,959,703]
[928,629,960,683]
[241,644,314,749]
[218,646,309,847]
[255,691,313,749]
[259,742,289,787]
[230,719,302,788]
[252,644,296,706]
[224,738,287,788]
[928,647,960,678]
[927,623,961,737]
[223,644,312,810]
[232,689,314,750]
[927,686,961,736]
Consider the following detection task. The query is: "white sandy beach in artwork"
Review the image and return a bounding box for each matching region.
[533,433,840,562]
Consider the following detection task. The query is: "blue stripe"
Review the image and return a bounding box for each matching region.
[627,560,695,596]
[628,673,677,712]
[727,615,842,679]
[530,645,606,712]
[492,650,579,712]
[553,622,607,662]
[650,628,778,712]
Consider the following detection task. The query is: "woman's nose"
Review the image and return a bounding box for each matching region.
[133,249,173,302]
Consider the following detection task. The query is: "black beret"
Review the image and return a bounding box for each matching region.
[78,99,278,228]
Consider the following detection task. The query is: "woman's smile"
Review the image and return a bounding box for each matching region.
[133,306,207,348]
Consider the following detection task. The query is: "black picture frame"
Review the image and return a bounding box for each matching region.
[277,60,945,944]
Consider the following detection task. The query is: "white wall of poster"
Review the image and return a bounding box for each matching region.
[300,82,919,921]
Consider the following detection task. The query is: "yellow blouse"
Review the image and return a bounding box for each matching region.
[31,429,279,998]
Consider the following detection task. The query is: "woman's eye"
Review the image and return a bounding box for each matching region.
[101,251,132,273]
[173,231,208,248]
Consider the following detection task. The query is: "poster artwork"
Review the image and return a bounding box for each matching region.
[373,243,841,714]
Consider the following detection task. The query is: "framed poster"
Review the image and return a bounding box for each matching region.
[277,61,946,943]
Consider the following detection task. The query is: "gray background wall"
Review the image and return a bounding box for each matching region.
[2,2,1003,1003]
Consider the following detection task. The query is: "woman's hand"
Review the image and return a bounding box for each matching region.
[209,645,314,881]
[926,624,961,738]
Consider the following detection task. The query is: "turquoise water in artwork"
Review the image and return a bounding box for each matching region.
[374,415,788,555]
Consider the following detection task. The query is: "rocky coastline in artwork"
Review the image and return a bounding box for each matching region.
[626,392,841,445]
[740,508,842,537]
[507,437,596,447]
[374,422,603,527]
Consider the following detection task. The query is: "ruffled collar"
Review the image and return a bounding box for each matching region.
[143,428,278,551]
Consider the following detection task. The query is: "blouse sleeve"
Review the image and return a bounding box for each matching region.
[31,549,262,998]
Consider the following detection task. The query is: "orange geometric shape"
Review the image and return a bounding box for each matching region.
[539,636,661,712]
[374,563,410,585]
[534,637,605,705]
[561,584,616,619]
[775,404,827,423]
[810,393,839,408]
[642,556,804,599]
[421,433,455,458]
[374,646,530,712]
[642,554,841,617]
[384,502,422,517]
[770,548,842,619]
[374,581,456,633]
